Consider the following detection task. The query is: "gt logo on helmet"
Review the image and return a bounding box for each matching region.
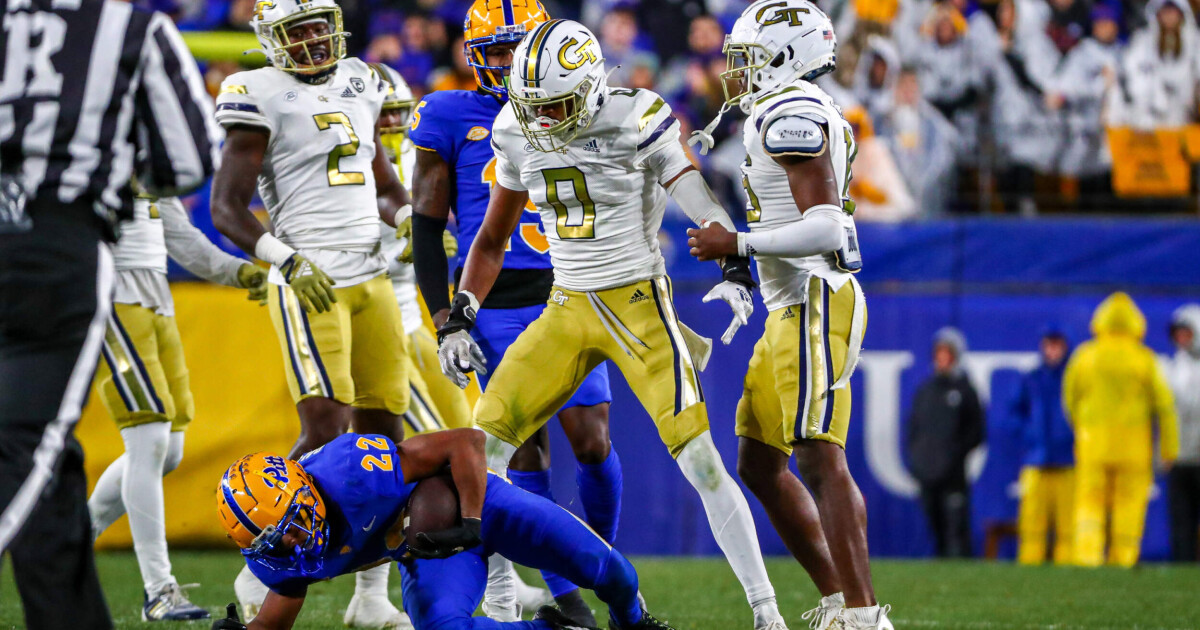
[253,0,276,21]
[755,2,810,26]
[558,37,598,70]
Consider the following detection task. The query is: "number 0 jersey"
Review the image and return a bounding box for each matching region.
[742,80,862,312]
[490,88,679,292]
[215,58,388,286]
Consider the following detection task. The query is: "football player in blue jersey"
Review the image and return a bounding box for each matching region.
[409,1,621,624]
[212,430,672,630]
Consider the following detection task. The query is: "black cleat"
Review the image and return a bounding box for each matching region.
[554,589,598,627]
[535,605,601,630]
[609,609,676,630]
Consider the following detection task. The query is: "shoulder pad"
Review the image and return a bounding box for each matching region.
[762,115,827,157]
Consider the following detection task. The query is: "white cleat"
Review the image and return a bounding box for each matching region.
[756,621,790,630]
[482,599,523,622]
[838,604,892,630]
[513,572,553,611]
[801,593,845,630]
[234,566,269,621]
[753,599,789,630]
[343,594,409,629]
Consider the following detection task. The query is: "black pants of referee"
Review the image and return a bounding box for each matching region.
[0,200,114,630]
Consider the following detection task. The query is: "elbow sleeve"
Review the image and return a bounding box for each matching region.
[666,169,735,230]
[412,212,451,314]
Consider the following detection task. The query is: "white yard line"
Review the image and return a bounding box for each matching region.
[893,620,1194,630]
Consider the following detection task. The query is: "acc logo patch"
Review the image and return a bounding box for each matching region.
[466,126,490,141]
[350,77,364,92]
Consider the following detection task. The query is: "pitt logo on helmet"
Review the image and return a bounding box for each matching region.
[755,1,811,26]
[558,37,597,70]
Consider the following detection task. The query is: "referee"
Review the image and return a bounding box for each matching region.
[0,0,221,627]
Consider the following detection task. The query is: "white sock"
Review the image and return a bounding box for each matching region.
[121,422,175,594]
[677,432,777,612]
[354,563,391,599]
[482,554,519,620]
[87,431,185,540]
[484,433,518,479]
[823,592,845,609]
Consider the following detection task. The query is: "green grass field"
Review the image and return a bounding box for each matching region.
[4,551,1200,629]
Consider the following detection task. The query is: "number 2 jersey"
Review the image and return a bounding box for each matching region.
[215,58,388,287]
[741,80,862,312]
[489,88,680,292]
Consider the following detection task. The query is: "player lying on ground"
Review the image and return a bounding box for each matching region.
[213,429,672,630]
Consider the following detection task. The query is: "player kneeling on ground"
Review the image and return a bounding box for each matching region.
[212,429,672,630]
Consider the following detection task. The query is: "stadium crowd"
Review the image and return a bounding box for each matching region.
[146,0,1200,218]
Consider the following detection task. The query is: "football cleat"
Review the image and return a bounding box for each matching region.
[758,621,794,630]
[838,604,893,630]
[343,594,411,629]
[141,582,210,621]
[554,589,598,628]
[535,605,600,630]
[800,593,845,630]
[609,610,676,630]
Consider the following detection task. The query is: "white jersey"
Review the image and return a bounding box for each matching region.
[380,147,423,334]
[742,81,861,311]
[215,58,388,286]
[491,88,679,292]
[113,196,244,316]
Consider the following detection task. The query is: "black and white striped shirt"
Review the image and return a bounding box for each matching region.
[0,0,222,223]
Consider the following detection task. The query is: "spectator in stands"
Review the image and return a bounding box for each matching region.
[429,36,477,93]
[1064,292,1178,567]
[1168,305,1200,562]
[854,35,902,134]
[1115,0,1200,129]
[914,3,986,211]
[598,3,644,89]
[1012,327,1075,565]
[844,106,918,221]
[1045,4,1122,210]
[907,327,986,558]
[657,14,725,101]
[885,66,959,215]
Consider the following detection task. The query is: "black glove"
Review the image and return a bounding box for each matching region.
[721,254,756,289]
[409,517,483,559]
[436,291,479,344]
[212,603,246,630]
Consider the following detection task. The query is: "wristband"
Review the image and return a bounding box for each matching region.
[737,232,753,258]
[254,233,297,268]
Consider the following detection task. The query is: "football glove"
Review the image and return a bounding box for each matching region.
[442,228,459,259]
[211,603,246,630]
[703,281,754,345]
[236,263,268,306]
[408,517,482,559]
[437,292,487,389]
[279,254,336,314]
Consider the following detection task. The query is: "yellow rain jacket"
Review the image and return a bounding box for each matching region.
[1063,292,1179,467]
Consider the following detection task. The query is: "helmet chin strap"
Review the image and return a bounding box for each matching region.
[688,100,733,156]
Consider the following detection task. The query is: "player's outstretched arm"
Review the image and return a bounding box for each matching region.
[397,428,487,521]
[411,148,454,326]
[457,183,528,306]
[372,125,410,228]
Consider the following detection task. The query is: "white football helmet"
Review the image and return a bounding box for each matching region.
[722,0,837,112]
[251,0,347,75]
[508,19,607,152]
[369,62,415,161]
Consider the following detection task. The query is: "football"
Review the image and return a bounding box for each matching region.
[404,472,461,541]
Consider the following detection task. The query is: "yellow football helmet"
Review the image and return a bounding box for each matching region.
[217,453,329,573]
[369,62,416,162]
[463,0,550,98]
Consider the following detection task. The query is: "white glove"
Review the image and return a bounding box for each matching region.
[703,281,753,345]
[437,330,488,389]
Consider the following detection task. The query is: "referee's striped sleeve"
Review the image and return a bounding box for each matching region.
[134,12,223,196]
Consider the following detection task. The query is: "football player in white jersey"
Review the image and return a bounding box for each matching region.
[373,62,473,434]
[439,19,788,630]
[687,2,891,629]
[85,192,265,621]
[209,0,413,626]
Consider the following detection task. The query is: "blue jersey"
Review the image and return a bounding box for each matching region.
[247,434,416,596]
[408,90,550,271]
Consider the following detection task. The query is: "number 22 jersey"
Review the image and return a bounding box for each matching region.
[215,58,387,286]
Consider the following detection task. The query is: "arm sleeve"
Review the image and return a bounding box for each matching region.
[413,212,452,315]
[740,205,843,258]
[159,197,245,287]
[214,76,272,134]
[135,12,223,196]
[664,169,735,230]
[408,96,455,162]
